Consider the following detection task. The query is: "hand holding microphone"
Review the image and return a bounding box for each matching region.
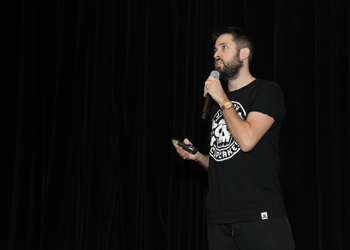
[201,70,220,120]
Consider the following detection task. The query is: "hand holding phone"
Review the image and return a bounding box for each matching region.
[171,138,198,154]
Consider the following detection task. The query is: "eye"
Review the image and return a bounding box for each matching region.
[223,45,228,50]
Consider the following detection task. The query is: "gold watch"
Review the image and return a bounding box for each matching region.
[221,101,233,112]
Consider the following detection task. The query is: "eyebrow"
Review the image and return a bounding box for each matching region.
[217,42,229,47]
[214,42,229,51]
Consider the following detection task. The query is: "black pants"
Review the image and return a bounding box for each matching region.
[207,217,295,250]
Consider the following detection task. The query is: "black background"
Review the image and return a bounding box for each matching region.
[3,0,350,249]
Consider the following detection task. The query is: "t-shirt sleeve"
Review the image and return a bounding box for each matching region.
[250,81,286,124]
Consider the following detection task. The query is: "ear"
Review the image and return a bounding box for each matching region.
[239,48,250,62]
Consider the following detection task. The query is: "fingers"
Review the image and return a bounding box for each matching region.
[204,76,227,105]
[203,84,209,97]
[173,144,189,160]
[203,78,211,97]
[173,138,195,160]
[204,76,220,97]
[183,138,192,145]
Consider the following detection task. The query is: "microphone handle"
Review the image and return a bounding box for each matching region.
[201,95,212,121]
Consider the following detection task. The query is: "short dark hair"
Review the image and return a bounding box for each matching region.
[212,27,254,65]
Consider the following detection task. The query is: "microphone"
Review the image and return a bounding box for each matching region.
[201,70,220,121]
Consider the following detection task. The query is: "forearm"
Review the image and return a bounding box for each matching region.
[218,95,274,152]
[216,94,259,151]
[221,108,254,152]
[173,139,210,170]
[195,152,210,171]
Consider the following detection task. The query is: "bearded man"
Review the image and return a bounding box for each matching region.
[173,27,295,250]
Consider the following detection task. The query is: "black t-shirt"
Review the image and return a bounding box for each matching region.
[206,78,287,224]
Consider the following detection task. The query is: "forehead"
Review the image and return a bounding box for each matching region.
[214,33,236,48]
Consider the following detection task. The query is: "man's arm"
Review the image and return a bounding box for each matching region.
[204,77,274,152]
[173,138,209,171]
[220,108,274,152]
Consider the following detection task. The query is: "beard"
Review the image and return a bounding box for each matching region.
[215,52,243,83]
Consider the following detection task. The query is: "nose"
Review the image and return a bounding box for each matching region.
[214,50,220,59]
[214,49,221,60]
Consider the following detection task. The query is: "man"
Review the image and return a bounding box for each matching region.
[173,27,295,250]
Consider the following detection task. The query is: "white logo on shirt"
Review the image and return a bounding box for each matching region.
[209,101,246,162]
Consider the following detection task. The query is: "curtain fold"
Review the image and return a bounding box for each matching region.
[314,1,350,250]
[274,1,320,248]
[4,0,350,249]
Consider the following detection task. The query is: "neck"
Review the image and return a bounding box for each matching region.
[227,64,255,91]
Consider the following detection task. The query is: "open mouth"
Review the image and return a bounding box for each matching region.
[215,60,223,69]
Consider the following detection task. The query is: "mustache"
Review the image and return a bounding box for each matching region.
[214,58,224,68]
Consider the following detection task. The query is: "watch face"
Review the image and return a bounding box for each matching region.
[221,102,233,112]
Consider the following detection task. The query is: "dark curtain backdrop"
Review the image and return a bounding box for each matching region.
[3,0,350,249]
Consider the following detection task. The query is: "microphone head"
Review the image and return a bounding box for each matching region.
[210,70,220,79]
